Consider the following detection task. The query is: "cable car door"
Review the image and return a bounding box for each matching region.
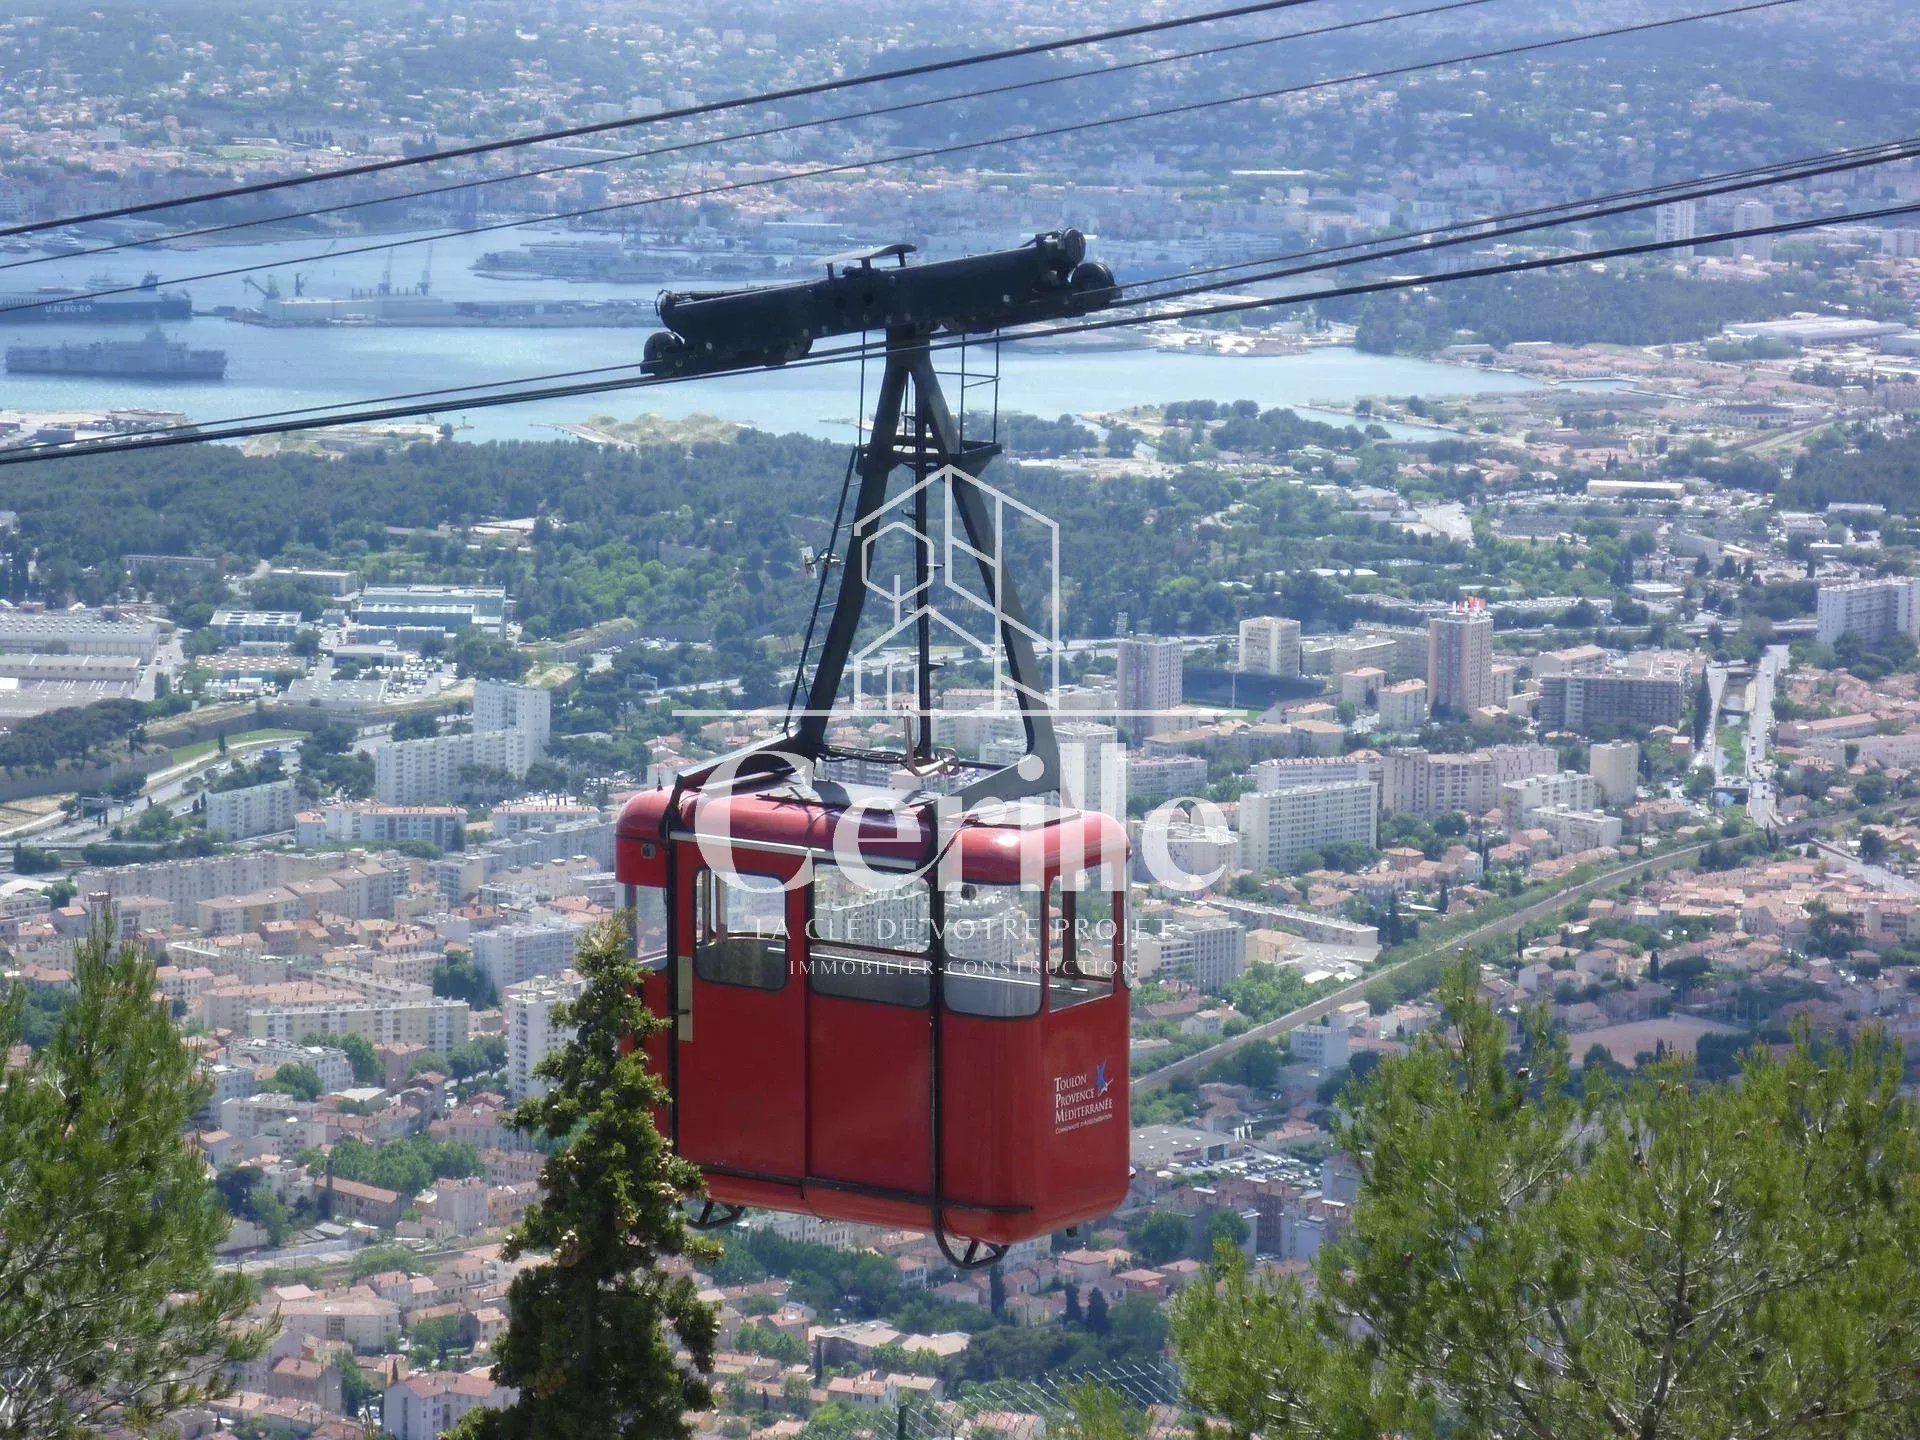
[675,860,807,1193]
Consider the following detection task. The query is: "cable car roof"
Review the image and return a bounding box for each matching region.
[617,779,1124,884]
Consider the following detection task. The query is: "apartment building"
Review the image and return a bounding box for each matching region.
[1500,770,1600,824]
[247,996,471,1051]
[1427,600,1494,716]
[1237,616,1302,677]
[1589,740,1640,806]
[296,802,466,850]
[205,778,299,841]
[1376,679,1429,730]
[1251,754,1384,794]
[1134,915,1247,990]
[1815,576,1920,646]
[1117,635,1184,738]
[1537,672,1686,733]
[1380,744,1557,818]
[1127,752,1209,803]
[374,678,551,804]
[472,921,584,994]
[1238,780,1379,872]
[505,970,584,1101]
[1058,720,1127,821]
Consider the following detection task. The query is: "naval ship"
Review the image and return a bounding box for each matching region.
[0,272,194,324]
[6,328,227,380]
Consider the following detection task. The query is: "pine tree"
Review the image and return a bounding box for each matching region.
[451,916,719,1440]
[1172,955,1920,1439]
[989,1265,1006,1317]
[1064,1283,1083,1325]
[0,926,265,1437]
[1086,1287,1110,1337]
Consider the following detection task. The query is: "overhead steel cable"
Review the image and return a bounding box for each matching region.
[0,0,1504,275]
[1116,137,1920,307]
[2,193,1908,468]
[0,0,1811,322]
[1,137,1901,457]
[2,132,1891,455]
[1122,135,1920,297]
[0,0,1350,240]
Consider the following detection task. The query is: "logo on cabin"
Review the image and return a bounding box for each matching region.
[1053,1065,1118,1136]
[849,464,1062,716]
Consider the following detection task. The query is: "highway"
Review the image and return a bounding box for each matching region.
[1134,838,1714,1095]
[1745,643,1789,830]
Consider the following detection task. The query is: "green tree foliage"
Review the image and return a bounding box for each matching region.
[434,953,500,1008]
[0,927,266,1434]
[448,1035,509,1079]
[305,1030,382,1085]
[10,844,61,875]
[1336,267,1856,354]
[449,916,718,1440]
[1128,1211,1191,1266]
[1172,956,1920,1439]
[0,697,149,773]
[320,1136,484,1196]
[265,1061,324,1101]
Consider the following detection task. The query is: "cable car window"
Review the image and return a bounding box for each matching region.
[807,866,931,1008]
[1049,883,1122,1011]
[943,882,1045,1019]
[693,870,790,991]
[628,885,669,967]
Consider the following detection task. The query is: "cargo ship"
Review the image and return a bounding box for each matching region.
[0,273,193,324]
[233,290,656,328]
[6,328,227,380]
[473,240,654,283]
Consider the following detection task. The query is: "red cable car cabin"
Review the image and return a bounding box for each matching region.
[617,779,1130,1263]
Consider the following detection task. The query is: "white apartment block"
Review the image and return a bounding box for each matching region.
[1237,616,1301,677]
[75,851,364,925]
[1117,636,1184,738]
[1655,199,1698,257]
[1252,754,1384,794]
[375,726,542,806]
[374,678,551,804]
[1532,806,1624,854]
[296,802,466,849]
[1815,577,1920,647]
[1377,679,1429,730]
[1238,780,1379,873]
[227,1039,354,1092]
[490,800,598,836]
[473,678,552,749]
[1058,721,1127,822]
[473,921,584,993]
[1589,740,1640,807]
[205,778,298,840]
[1290,1021,1351,1071]
[247,997,471,1051]
[1381,745,1557,818]
[1127,752,1208,803]
[1353,625,1432,682]
[1331,636,1396,678]
[1134,915,1247,991]
[1500,770,1600,824]
[1137,820,1240,889]
[506,969,584,1100]
[383,1372,515,1440]
[1427,602,1495,716]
